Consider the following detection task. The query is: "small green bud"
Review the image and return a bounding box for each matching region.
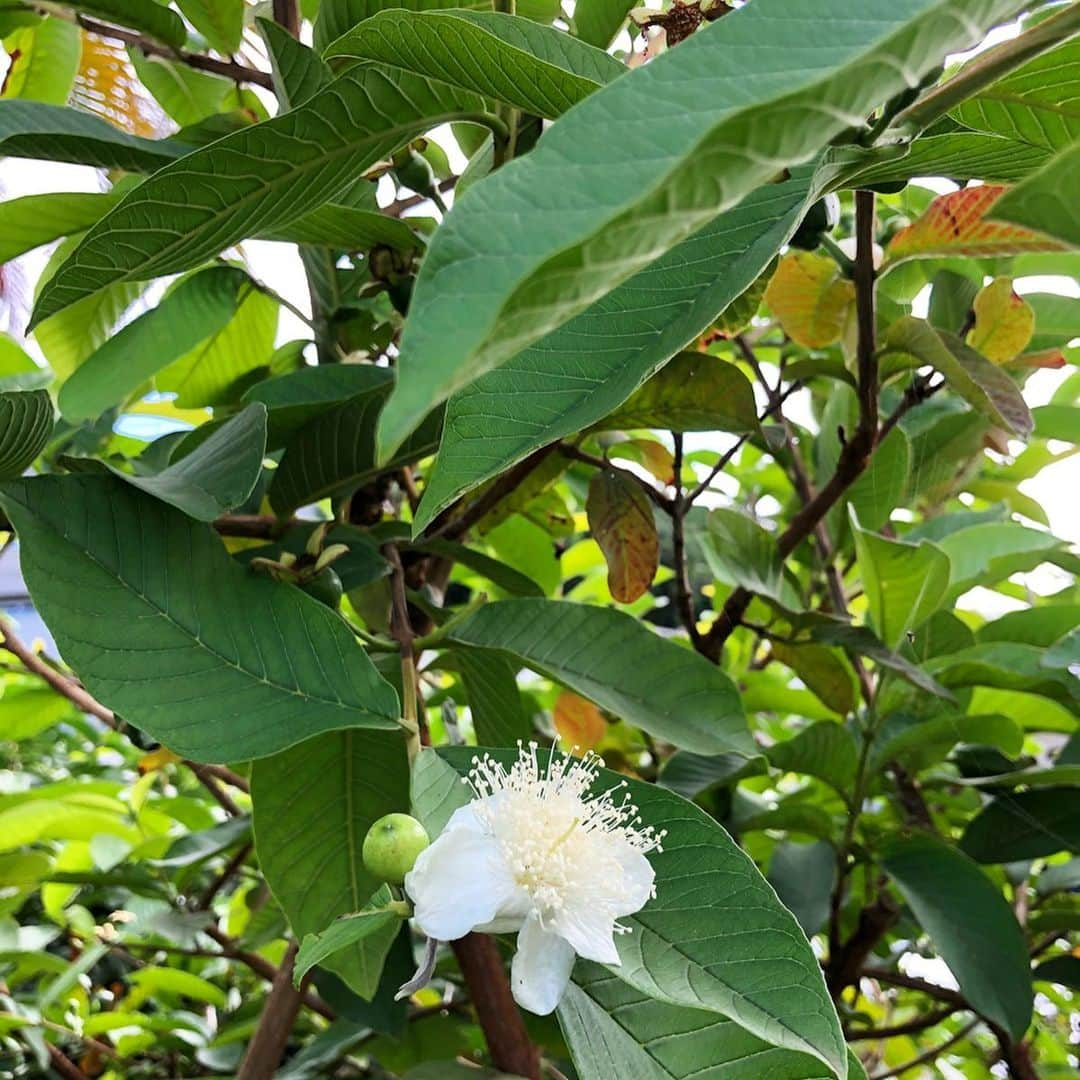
[362,813,430,885]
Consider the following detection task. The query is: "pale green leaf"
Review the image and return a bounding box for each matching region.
[989,141,1080,247]
[129,50,233,127]
[0,476,401,761]
[0,17,80,106]
[178,0,244,54]
[378,0,1024,458]
[443,599,753,756]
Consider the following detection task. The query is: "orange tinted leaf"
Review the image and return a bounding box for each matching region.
[586,468,659,603]
[1012,348,1067,370]
[966,277,1035,363]
[763,251,855,348]
[138,746,181,773]
[887,185,1066,261]
[553,690,607,751]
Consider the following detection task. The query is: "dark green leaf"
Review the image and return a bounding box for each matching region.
[454,648,531,747]
[658,751,767,800]
[883,832,1032,1041]
[30,67,486,326]
[572,0,635,49]
[409,747,469,839]
[961,788,1080,863]
[0,390,52,479]
[768,842,837,939]
[258,17,333,108]
[771,642,859,716]
[1033,955,1080,990]
[443,599,753,756]
[155,815,251,868]
[378,0,1023,457]
[0,476,400,761]
[327,10,623,119]
[253,731,409,998]
[70,1,186,47]
[766,723,858,799]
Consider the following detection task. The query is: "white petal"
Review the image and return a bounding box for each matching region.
[511,914,577,1016]
[550,904,620,965]
[404,807,520,941]
[611,841,656,916]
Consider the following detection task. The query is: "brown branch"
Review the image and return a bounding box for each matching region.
[198,763,251,794]
[45,1044,90,1080]
[213,514,292,540]
[861,967,967,1007]
[272,0,301,37]
[39,7,274,90]
[452,934,541,1080]
[237,941,304,1080]
[670,433,701,647]
[700,192,880,662]
[846,1004,962,1041]
[198,841,253,909]
[826,890,899,999]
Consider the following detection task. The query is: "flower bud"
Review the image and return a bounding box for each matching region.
[362,813,430,885]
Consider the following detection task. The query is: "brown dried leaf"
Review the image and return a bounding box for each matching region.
[586,467,659,603]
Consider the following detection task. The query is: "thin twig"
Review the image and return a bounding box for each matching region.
[861,967,967,1007]
[869,1018,980,1079]
[846,1004,962,1041]
[670,433,701,647]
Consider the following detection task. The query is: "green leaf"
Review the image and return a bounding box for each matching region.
[30,67,486,327]
[844,427,910,532]
[600,352,759,434]
[766,722,858,799]
[326,10,624,119]
[157,285,278,408]
[0,685,75,742]
[880,317,1033,437]
[0,17,80,106]
[936,521,1066,599]
[101,403,267,522]
[156,815,251,868]
[952,38,1080,152]
[178,0,244,54]
[1034,955,1080,990]
[770,642,859,716]
[0,476,400,761]
[413,166,817,533]
[768,842,837,939]
[294,885,402,987]
[314,0,483,52]
[657,751,767,800]
[409,747,469,839]
[560,964,864,1080]
[415,537,544,598]
[989,142,1080,247]
[270,383,443,514]
[0,191,119,264]
[253,731,409,999]
[443,599,753,756]
[572,0,635,49]
[57,266,251,422]
[851,511,951,651]
[454,648,531,747]
[441,746,846,1078]
[69,1,186,47]
[0,100,190,171]
[264,204,419,252]
[128,50,234,127]
[871,712,1023,772]
[961,788,1080,863]
[977,604,1080,648]
[377,0,1022,458]
[258,16,333,109]
[924,642,1078,706]
[0,391,53,479]
[705,508,799,611]
[1033,404,1080,442]
[882,832,1032,1041]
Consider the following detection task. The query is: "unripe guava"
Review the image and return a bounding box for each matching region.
[363,813,430,885]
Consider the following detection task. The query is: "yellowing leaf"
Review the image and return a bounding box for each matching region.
[553,690,607,752]
[967,277,1035,363]
[609,438,676,485]
[886,184,1067,262]
[586,468,659,604]
[138,747,181,774]
[763,251,855,348]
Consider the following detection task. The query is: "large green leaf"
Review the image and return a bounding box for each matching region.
[443,599,753,757]
[128,50,235,127]
[57,266,252,422]
[315,0,488,52]
[263,204,419,252]
[269,384,443,514]
[989,141,1080,247]
[766,723,858,799]
[253,731,408,998]
[880,317,1033,437]
[30,67,486,326]
[377,0,1024,458]
[70,1,186,47]
[851,513,951,651]
[0,101,190,171]
[413,168,816,532]
[0,191,119,264]
[883,833,1033,1041]
[326,10,624,119]
[0,16,80,106]
[0,391,53,480]
[952,38,1080,151]
[560,964,866,1080]
[441,746,845,1078]
[101,403,267,522]
[177,0,244,54]
[572,0,636,49]
[961,788,1080,863]
[454,647,531,747]
[0,476,401,761]
[937,521,1067,598]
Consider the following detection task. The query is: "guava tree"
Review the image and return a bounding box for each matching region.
[0,1,1078,1078]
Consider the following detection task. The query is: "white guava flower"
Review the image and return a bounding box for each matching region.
[403,743,664,1015]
